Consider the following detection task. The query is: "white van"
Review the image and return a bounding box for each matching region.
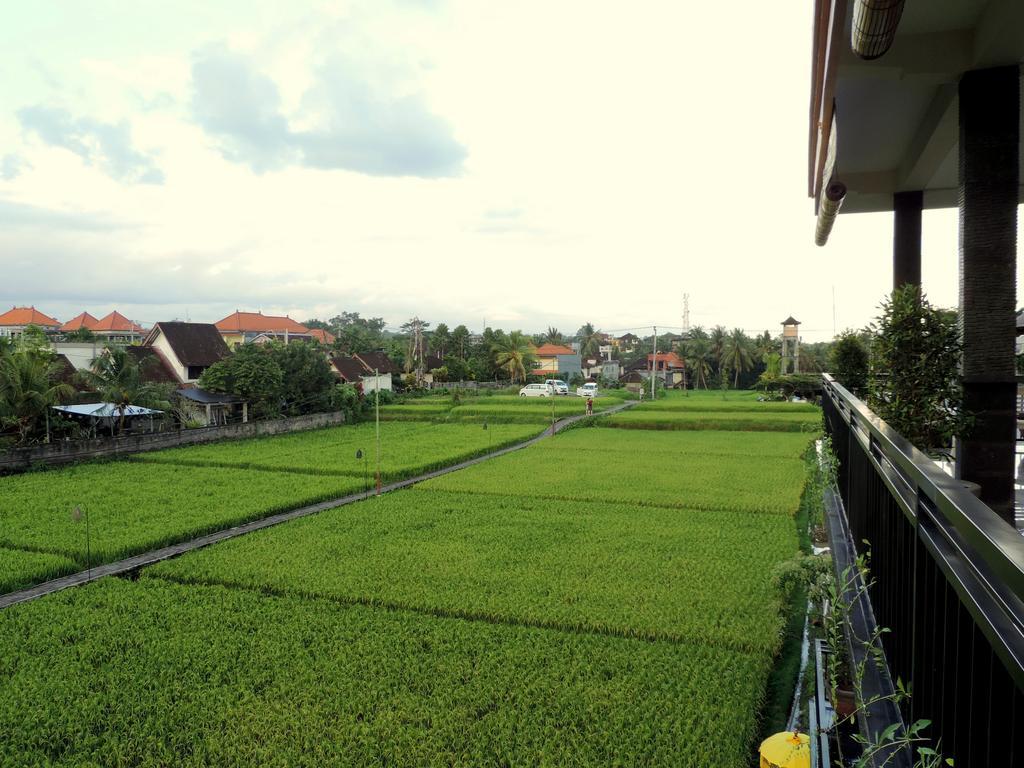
[545,379,569,395]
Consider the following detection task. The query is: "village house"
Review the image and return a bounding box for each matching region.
[531,343,581,380]
[330,351,397,393]
[143,322,231,385]
[0,306,60,338]
[215,310,313,347]
[61,310,145,343]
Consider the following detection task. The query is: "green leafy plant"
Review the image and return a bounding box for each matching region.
[830,330,869,394]
[869,285,967,452]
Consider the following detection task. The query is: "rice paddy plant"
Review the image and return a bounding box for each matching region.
[419,443,807,516]
[603,409,822,433]
[532,427,817,460]
[0,461,364,577]
[131,422,541,479]
[149,490,798,654]
[0,578,771,768]
[634,399,820,413]
[0,547,79,594]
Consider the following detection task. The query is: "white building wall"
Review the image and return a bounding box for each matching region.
[52,342,104,370]
[150,332,189,382]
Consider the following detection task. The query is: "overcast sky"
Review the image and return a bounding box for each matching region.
[0,1,1011,342]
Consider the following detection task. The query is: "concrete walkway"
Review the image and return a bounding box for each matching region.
[0,399,637,610]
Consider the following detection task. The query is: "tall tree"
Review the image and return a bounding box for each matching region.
[450,325,471,360]
[0,347,74,443]
[76,348,172,432]
[682,338,712,389]
[543,327,564,345]
[576,323,602,357]
[721,328,753,388]
[492,330,536,384]
[430,323,450,358]
[708,325,727,373]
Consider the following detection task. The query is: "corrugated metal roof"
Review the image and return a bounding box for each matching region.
[53,403,164,417]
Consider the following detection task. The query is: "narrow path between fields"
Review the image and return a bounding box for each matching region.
[0,399,638,610]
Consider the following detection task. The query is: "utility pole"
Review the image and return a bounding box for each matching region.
[651,325,657,401]
[375,370,381,494]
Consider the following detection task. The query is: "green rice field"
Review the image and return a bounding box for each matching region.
[0,389,816,766]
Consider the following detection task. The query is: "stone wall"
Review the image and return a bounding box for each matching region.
[0,411,346,473]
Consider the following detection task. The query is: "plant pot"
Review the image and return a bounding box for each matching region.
[834,686,856,719]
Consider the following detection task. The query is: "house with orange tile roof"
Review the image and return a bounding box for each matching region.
[307,328,336,345]
[0,306,60,338]
[531,343,581,379]
[214,310,313,347]
[60,312,100,333]
[91,311,145,342]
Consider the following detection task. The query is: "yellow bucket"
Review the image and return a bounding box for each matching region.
[759,731,810,768]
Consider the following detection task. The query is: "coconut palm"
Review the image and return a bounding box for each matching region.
[0,348,74,443]
[576,322,602,357]
[721,328,754,388]
[683,338,712,389]
[708,325,727,373]
[77,347,171,432]
[492,331,536,384]
[543,327,564,345]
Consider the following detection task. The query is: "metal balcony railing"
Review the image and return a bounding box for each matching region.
[821,374,1024,767]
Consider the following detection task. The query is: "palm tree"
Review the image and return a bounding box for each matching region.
[77,348,171,433]
[492,331,536,384]
[708,325,727,370]
[683,338,712,389]
[576,322,602,357]
[543,327,563,345]
[721,328,754,388]
[0,349,74,443]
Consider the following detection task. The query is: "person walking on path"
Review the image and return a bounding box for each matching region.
[586,397,594,416]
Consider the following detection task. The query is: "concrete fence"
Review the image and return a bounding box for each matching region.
[0,411,346,473]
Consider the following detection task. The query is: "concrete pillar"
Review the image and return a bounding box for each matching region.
[893,190,923,291]
[956,65,1020,523]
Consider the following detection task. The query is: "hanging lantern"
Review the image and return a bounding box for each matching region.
[851,0,906,60]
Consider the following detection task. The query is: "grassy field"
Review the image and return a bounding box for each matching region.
[0,389,813,766]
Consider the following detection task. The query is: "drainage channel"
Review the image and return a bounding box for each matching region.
[0,400,637,610]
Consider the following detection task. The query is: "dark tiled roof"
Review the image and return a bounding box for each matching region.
[174,387,244,404]
[125,346,178,384]
[331,355,368,382]
[782,316,801,325]
[424,354,444,370]
[149,322,231,367]
[52,354,79,387]
[355,350,399,375]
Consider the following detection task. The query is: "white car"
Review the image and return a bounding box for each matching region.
[519,383,551,397]
[545,379,569,395]
[576,383,598,398]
